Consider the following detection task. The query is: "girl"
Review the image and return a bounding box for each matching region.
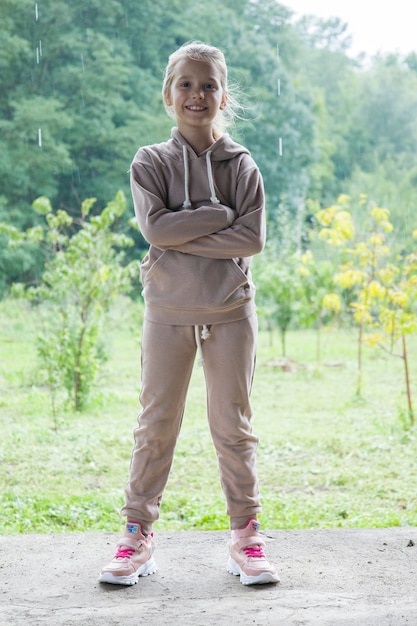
[99,41,279,587]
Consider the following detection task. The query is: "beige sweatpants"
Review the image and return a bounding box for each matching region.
[121,315,262,532]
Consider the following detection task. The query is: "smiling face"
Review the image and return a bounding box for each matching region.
[165,58,228,146]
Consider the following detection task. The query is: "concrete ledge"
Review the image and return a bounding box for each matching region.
[1,527,416,625]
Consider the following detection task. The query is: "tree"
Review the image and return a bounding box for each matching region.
[296,250,340,363]
[253,244,303,356]
[316,196,417,423]
[1,191,139,414]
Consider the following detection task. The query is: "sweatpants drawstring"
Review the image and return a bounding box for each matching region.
[194,325,211,366]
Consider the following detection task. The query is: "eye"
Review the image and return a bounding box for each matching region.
[179,81,191,88]
[204,83,216,90]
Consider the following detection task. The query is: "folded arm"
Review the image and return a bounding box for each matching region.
[131,158,235,247]
[163,168,266,259]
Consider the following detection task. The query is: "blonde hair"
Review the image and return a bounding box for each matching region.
[162,41,240,138]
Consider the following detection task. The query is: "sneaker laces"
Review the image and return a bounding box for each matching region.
[114,545,136,559]
[242,544,265,559]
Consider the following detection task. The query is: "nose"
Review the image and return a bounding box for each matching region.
[192,88,204,99]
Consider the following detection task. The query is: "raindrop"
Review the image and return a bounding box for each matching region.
[277,78,281,96]
[35,3,38,21]
[38,128,42,147]
[36,47,40,64]
[70,165,81,184]
[278,137,283,156]
[39,40,42,57]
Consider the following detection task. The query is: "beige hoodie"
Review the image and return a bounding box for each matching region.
[130,128,266,325]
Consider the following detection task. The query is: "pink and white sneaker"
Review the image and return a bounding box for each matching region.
[227,519,280,585]
[99,523,157,586]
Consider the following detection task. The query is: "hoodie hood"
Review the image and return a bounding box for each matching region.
[167,128,250,209]
[170,127,250,161]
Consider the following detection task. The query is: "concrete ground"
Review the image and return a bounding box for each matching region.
[1,527,416,625]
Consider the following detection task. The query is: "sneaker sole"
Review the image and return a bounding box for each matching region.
[98,556,157,586]
[227,556,280,586]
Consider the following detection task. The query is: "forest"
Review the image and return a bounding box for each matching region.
[1,0,417,296]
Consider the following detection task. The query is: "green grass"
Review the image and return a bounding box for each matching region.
[0,297,416,534]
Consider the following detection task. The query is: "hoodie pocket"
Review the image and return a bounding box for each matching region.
[141,249,253,312]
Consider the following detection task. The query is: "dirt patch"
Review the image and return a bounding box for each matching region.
[1,527,416,625]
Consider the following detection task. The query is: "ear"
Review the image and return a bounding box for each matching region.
[220,91,228,110]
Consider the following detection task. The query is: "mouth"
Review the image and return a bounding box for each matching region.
[186,105,207,112]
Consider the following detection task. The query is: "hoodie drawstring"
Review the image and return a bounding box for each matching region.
[194,325,211,366]
[182,145,192,209]
[206,151,220,203]
[182,146,219,209]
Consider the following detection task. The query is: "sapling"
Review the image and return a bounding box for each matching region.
[4,191,139,414]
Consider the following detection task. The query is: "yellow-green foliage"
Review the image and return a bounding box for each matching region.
[316,194,417,422]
